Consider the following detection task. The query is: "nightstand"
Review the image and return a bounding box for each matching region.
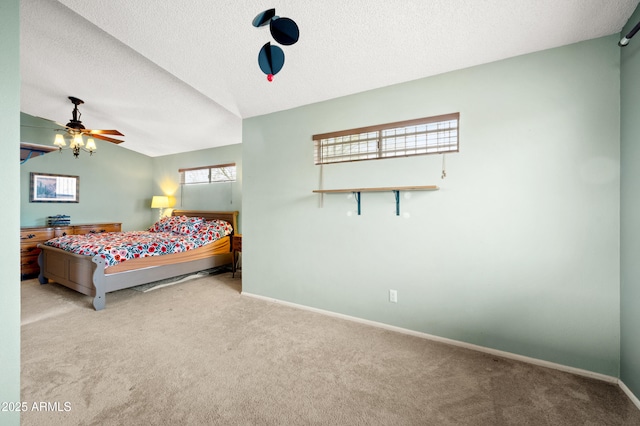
[232,234,242,277]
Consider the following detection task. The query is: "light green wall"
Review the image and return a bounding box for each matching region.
[620,5,640,398]
[21,114,244,231]
[151,143,243,231]
[20,113,154,231]
[1,1,20,424]
[244,36,622,376]
[19,114,246,299]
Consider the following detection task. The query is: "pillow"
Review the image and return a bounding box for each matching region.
[172,216,206,235]
[149,216,206,235]
[194,219,233,243]
[148,216,174,233]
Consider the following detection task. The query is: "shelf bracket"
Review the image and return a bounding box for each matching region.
[313,185,439,217]
[393,190,400,216]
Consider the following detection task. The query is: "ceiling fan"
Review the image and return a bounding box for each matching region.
[56,96,124,145]
[20,96,125,162]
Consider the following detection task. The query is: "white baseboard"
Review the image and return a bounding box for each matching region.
[243,292,640,410]
[619,380,640,411]
[241,291,620,386]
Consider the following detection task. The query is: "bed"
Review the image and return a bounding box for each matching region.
[37,210,238,310]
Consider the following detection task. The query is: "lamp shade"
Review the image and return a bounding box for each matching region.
[70,133,84,148]
[85,138,97,151]
[54,134,66,147]
[151,196,170,209]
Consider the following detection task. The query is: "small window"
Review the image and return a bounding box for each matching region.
[312,113,459,165]
[179,163,236,184]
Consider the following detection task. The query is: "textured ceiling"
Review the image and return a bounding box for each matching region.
[20,0,640,157]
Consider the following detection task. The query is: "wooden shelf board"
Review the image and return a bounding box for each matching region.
[313,185,439,194]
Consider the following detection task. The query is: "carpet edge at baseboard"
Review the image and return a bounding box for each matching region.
[619,380,640,411]
[240,292,626,389]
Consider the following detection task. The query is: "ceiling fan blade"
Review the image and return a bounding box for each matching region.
[84,129,124,136]
[89,133,124,144]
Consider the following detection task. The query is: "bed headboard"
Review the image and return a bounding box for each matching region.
[172,210,239,235]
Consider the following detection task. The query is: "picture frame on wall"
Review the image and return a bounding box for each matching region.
[30,172,79,203]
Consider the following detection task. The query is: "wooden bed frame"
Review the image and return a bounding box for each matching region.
[38,210,239,310]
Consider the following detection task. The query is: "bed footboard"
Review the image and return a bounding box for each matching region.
[38,246,109,310]
[39,243,234,311]
[38,245,99,295]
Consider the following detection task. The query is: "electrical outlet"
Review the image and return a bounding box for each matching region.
[389,289,398,303]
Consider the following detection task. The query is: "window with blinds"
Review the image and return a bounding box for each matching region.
[179,163,236,184]
[312,113,459,165]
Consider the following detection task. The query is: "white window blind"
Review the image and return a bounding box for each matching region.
[179,163,236,184]
[313,113,459,165]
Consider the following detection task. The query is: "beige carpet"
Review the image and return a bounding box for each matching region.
[20,274,640,425]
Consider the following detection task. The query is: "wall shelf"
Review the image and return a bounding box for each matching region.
[313,185,439,216]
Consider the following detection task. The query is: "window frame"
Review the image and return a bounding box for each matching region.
[178,163,237,185]
[312,112,459,165]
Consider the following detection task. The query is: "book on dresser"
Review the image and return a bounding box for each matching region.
[19,222,122,280]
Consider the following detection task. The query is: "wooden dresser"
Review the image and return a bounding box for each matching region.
[20,222,121,280]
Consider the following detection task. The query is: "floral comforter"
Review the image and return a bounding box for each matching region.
[43,217,233,268]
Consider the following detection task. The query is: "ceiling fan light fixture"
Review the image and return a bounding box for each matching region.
[53,133,66,148]
[70,133,84,149]
[85,138,97,152]
[39,97,124,160]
